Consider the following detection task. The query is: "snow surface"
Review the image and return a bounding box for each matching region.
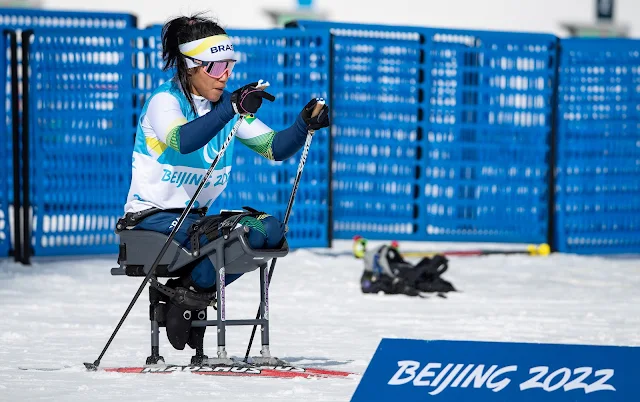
[1,240,639,401]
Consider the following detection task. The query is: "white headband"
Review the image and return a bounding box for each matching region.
[178,34,236,68]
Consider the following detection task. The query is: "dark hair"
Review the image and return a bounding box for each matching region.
[161,13,226,114]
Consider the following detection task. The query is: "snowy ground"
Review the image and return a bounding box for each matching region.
[1,240,639,401]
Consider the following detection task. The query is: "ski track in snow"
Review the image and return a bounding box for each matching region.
[1,240,639,401]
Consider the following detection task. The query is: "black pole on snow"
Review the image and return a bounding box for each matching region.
[547,38,561,253]
[7,30,22,263]
[327,33,335,248]
[21,30,33,265]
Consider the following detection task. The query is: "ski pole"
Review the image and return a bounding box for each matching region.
[84,114,246,372]
[351,236,551,258]
[311,239,552,258]
[400,243,551,258]
[243,99,325,362]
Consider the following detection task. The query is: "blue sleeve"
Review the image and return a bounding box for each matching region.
[271,114,308,161]
[178,91,235,154]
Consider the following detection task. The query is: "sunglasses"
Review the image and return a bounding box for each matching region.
[186,56,236,79]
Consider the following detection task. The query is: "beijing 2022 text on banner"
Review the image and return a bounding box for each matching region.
[351,338,638,402]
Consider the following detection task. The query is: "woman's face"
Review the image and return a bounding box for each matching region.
[189,66,230,102]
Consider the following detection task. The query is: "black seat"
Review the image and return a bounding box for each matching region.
[112,225,289,277]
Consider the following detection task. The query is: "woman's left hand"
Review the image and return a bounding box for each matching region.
[300,98,330,131]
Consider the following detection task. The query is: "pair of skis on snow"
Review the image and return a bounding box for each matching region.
[19,362,356,379]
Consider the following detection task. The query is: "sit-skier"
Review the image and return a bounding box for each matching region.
[120,13,330,350]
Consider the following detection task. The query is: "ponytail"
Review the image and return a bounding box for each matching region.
[161,13,226,114]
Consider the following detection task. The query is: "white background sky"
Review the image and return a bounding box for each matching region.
[37,0,639,37]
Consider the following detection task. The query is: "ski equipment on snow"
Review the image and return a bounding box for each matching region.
[20,363,356,379]
[360,243,456,296]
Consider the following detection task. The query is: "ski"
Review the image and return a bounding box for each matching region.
[308,249,354,257]
[19,364,356,379]
[18,366,73,371]
[105,365,355,378]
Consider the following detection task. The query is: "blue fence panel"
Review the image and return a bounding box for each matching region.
[0,8,136,29]
[0,30,8,256]
[420,29,556,243]
[212,29,331,248]
[295,21,555,244]
[9,18,640,255]
[296,22,425,240]
[27,28,137,256]
[0,8,136,258]
[555,39,640,254]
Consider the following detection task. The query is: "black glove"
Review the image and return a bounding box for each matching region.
[230,81,276,115]
[300,98,330,131]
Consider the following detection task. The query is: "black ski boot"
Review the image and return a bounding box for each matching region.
[380,247,457,294]
[164,279,193,350]
[163,278,216,351]
[413,255,456,293]
[360,245,422,297]
[361,270,422,296]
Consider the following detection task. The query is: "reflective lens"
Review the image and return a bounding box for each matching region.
[203,60,236,79]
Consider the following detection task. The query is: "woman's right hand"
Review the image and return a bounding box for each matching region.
[230,80,276,115]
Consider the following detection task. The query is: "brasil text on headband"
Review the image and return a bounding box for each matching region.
[178,34,236,68]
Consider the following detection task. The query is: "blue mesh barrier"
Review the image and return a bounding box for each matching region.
[420,29,556,243]
[297,23,425,240]
[555,39,640,254]
[9,17,640,256]
[0,8,136,258]
[0,8,136,29]
[26,28,138,256]
[0,30,8,256]
[295,21,555,244]
[218,29,331,248]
